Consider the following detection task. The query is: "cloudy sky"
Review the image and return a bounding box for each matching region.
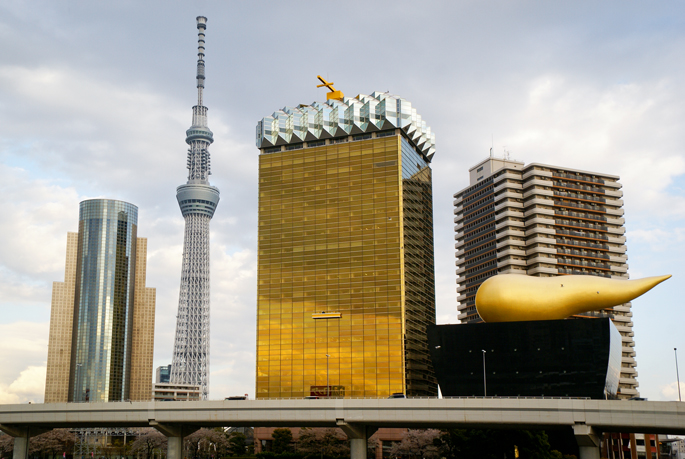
[1,1,683,403]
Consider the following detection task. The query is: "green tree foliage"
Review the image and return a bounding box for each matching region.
[433,428,556,459]
[296,428,349,459]
[226,432,247,457]
[271,428,294,454]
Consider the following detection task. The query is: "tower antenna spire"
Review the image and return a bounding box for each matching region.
[196,16,207,108]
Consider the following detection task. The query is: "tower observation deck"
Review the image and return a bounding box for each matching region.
[170,16,219,400]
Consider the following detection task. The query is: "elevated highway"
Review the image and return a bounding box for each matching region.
[1,398,683,459]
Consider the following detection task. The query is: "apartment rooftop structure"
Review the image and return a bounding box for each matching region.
[453,155,638,398]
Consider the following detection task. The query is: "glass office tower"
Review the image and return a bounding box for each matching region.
[255,92,437,398]
[71,199,139,402]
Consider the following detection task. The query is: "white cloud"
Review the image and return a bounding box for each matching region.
[660,381,685,401]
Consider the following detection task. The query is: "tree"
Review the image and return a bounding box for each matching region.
[433,429,556,459]
[184,428,229,459]
[0,433,14,459]
[130,429,167,459]
[271,429,293,454]
[296,428,349,459]
[226,432,247,457]
[388,429,441,459]
[28,429,76,458]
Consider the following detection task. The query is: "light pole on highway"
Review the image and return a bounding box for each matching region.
[326,354,330,398]
[482,350,487,397]
[675,348,681,402]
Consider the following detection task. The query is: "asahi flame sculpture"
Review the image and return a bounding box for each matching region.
[475,274,671,322]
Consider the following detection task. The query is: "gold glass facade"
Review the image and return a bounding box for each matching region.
[256,133,436,399]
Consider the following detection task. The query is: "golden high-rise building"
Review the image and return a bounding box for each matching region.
[44,199,156,403]
[255,91,437,398]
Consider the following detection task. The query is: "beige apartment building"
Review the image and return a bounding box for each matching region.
[453,156,638,398]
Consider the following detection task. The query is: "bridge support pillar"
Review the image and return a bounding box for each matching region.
[573,424,600,459]
[337,421,377,459]
[150,422,200,459]
[0,425,51,459]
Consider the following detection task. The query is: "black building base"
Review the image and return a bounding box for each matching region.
[427,318,621,400]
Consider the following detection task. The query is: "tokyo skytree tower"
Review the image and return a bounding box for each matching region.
[170,16,219,399]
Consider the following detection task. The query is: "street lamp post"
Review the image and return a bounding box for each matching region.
[482,350,487,397]
[675,348,681,402]
[326,354,330,398]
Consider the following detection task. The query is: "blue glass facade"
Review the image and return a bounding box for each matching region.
[71,199,138,402]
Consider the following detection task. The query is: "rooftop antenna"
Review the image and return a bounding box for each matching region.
[316,75,344,101]
[490,134,494,159]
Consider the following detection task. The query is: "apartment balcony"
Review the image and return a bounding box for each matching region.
[454,204,463,214]
[556,228,609,241]
[457,284,468,294]
[522,178,554,190]
[494,181,523,194]
[524,196,555,207]
[607,235,627,244]
[605,216,625,226]
[609,254,627,263]
[523,187,554,199]
[497,247,527,258]
[496,228,526,239]
[614,324,633,334]
[453,197,463,206]
[604,188,623,198]
[522,169,553,180]
[494,200,523,213]
[610,264,629,273]
[497,258,527,269]
[606,226,626,235]
[525,235,557,246]
[524,216,556,228]
[604,198,624,207]
[494,191,523,202]
[455,239,464,249]
[552,181,605,194]
[456,266,466,276]
[527,254,557,265]
[493,171,523,184]
[602,180,622,189]
[556,238,608,251]
[495,209,525,222]
[552,171,606,185]
[524,207,555,219]
[526,246,557,257]
[456,248,465,258]
[556,247,610,260]
[622,357,637,366]
[556,219,608,232]
[605,207,624,217]
[528,265,559,275]
[455,230,464,239]
[499,266,528,275]
[496,217,524,228]
[454,222,464,232]
[525,226,556,237]
[606,244,626,254]
[555,209,607,222]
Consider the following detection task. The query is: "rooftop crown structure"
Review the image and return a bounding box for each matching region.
[170,16,219,400]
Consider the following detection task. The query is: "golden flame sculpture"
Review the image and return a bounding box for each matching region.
[475,274,671,323]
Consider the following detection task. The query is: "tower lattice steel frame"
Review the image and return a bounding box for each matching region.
[170,16,219,400]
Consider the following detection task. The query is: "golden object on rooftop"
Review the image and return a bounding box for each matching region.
[475,274,671,322]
